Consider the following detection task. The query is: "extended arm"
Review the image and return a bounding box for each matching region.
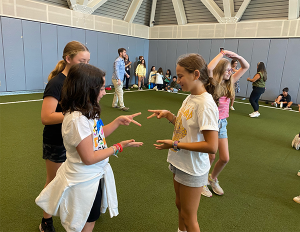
[76,136,142,165]
[41,96,64,125]
[103,113,142,137]
[147,110,176,125]
[247,74,260,82]
[154,130,218,154]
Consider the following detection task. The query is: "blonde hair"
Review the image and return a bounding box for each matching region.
[48,41,89,81]
[213,58,235,101]
[177,53,217,101]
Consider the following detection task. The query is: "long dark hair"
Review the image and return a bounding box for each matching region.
[166,69,171,76]
[141,59,146,68]
[61,63,105,119]
[157,67,163,74]
[177,53,217,104]
[257,62,267,82]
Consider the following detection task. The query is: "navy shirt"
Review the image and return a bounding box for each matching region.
[43,73,66,145]
[280,93,291,103]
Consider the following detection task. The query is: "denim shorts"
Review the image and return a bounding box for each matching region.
[43,143,66,163]
[169,164,208,188]
[218,118,228,139]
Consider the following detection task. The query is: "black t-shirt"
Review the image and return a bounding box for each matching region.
[43,73,66,145]
[280,93,291,103]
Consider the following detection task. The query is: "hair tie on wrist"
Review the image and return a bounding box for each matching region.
[220,51,225,56]
[111,146,119,158]
[173,141,180,151]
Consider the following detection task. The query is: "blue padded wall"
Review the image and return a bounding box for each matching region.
[1,17,26,91]
[0,17,6,92]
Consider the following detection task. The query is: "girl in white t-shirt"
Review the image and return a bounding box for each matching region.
[36,63,143,232]
[147,54,219,232]
[155,67,164,90]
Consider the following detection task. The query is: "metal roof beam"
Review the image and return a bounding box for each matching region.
[150,0,157,27]
[124,0,144,23]
[235,0,251,22]
[172,0,187,25]
[223,0,234,18]
[201,0,224,23]
[289,0,300,19]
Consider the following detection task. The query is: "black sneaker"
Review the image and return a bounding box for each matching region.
[39,218,56,232]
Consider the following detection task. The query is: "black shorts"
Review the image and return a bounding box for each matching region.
[87,178,103,222]
[43,143,66,163]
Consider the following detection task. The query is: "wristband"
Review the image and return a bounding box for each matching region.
[117,143,123,152]
[173,141,180,151]
[111,146,119,158]
[220,50,225,56]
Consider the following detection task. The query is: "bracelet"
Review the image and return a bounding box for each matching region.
[117,143,123,152]
[114,143,123,153]
[169,114,176,124]
[111,146,119,158]
[220,50,225,56]
[173,141,180,151]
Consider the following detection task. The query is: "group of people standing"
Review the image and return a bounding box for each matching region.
[34,40,298,232]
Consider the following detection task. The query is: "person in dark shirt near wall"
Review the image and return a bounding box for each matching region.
[272,87,293,109]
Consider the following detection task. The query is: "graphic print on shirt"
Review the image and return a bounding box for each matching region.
[171,104,193,151]
[93,119,107,150]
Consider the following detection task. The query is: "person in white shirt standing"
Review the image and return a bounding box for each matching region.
[147,54,219,232]
[36,63,143,232]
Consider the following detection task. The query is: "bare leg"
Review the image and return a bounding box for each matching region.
[287,102,293,107]
[81,222,96,232]
[173,175,202,232]
[211,138,229,180]
[43,160,62,218]
[230,96,235,107]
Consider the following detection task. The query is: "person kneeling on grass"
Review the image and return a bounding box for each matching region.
[271,87,293,109]
[167,76,181,93]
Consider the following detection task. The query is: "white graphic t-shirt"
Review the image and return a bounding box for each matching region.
[167,92,219,176]
[62,111,109,166]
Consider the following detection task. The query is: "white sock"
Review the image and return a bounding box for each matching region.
[178,228,187,232]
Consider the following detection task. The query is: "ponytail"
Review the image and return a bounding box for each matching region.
[48,60,66,81]
[48,41,89,81]
[205,76,219,106]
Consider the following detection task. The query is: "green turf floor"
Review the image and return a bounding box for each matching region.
[0,90,299,232]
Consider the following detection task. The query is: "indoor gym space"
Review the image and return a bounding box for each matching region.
[1,0,300,231]
[0,90,299,231]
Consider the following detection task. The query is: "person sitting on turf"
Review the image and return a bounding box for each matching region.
[167,76,181,93]
[272,87,293,109]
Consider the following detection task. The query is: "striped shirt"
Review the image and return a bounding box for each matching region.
[218,96,230,119]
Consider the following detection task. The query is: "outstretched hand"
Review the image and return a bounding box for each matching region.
[147,110,170,119]
[120,139,143,148]
[118,112,142,126]
[153,140,173,150]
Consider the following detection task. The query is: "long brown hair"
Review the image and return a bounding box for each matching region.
[257,62,267,82]
[48,41,89,81]
[61,63,105,120]
[177,53,217,102]
[213,58,235,100]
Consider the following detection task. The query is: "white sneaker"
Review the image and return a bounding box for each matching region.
[284,107,292,110]
[230,106,235,110]
[271,102,277,107]
[297,170,300,176]
[249,112,255,116]
[201,185,212,197]
[250,112,260,118]
[208,174,224,195]
[293,195,300,204]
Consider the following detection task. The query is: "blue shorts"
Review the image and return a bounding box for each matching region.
[169,164,208,188]
[218,118,228,139]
